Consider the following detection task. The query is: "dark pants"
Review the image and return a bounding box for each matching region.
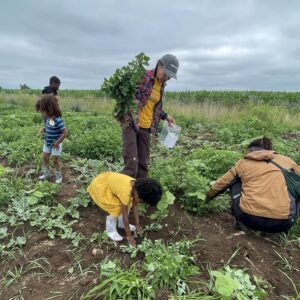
[121,125,150,179]
[230,180,295,233]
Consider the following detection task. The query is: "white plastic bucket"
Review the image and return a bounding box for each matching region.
[158,121,181,148]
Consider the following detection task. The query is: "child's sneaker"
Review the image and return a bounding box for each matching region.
[38,168,50,180]
[55,171,63,184]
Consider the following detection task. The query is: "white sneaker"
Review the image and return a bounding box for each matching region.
[106,216,123,242]
[55,172,62,184]
[38,168,50,180]
[117,215,136,232]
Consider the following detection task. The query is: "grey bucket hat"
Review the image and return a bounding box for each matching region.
[159,54,179,79]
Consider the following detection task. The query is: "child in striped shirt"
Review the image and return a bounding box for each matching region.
[35,95,68,184]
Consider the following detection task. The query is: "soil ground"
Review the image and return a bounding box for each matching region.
[1,165,300,300]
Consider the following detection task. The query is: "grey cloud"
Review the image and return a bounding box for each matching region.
[0,0,300,90]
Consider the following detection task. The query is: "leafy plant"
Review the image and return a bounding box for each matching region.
[3,265,24,287]
[209,266,269,299]
[189,147,241,180]
[84,260,155,300]
[64,114,122,161]
[149,149,186,193]
[143,223,163,233]
[121,238,200,295]
[143,239,199,295]
[181,160,230,215]
[101,53,150,121]
[150,189,175,221]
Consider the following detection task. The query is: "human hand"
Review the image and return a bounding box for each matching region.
[126,236,136,247]
[38,128,45,136]
[53,142,60,149]
[166,115,175,125]
[206,188,217,202]
[205,195,211,203]
[136,224,142,236]
[121,119,130,129]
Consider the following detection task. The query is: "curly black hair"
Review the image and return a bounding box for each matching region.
[134,178,163,206]
[35,94,61,117]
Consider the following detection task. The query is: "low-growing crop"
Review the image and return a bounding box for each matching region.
[150,189,175,221]
[84,260,155,300]
[208,266,269,299]
[181,160,230,215]
[121,238,200,295]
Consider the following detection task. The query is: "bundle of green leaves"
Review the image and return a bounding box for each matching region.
[101,53,150,121]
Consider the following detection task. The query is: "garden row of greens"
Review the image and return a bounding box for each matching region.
[1,101,299,235]
[83,239,269,299]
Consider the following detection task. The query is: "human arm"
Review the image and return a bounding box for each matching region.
[132,201,142,236]
[53,128,68,149]
[160,111,175,125]
[206,162,241,201]
[121,205,136,247]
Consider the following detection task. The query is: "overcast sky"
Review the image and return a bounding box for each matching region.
[1,0,300,91]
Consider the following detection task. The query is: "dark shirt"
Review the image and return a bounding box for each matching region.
[45,117,65,146]
[42,86,58,95]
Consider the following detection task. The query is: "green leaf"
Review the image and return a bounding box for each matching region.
[32,191,44,198]
[0,227,8,239]
[211,271,241,296]
[27,196,39,205]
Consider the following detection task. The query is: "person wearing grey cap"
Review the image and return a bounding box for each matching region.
[122,53,179,179]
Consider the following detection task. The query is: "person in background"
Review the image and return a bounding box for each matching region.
[87,172,162,247]
[42,76,61,96]
[35,95,68,184]
[122,54,179,179]
[206,137,300,233]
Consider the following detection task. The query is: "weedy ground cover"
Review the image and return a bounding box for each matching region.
[0,91,300,299]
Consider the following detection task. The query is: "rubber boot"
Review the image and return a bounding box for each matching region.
[105,215,123,241]
[117,214,136,232]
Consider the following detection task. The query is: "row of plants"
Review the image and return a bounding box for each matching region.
[0,167,91,255]
[165,90,300,107]
[0,103,122,164]
[2,88,300,107]
[84,238,269,299]
[1,101,299,233]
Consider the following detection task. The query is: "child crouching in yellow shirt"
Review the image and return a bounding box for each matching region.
[87,172,162,247]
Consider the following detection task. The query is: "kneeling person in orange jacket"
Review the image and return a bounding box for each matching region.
[206,137,300,233]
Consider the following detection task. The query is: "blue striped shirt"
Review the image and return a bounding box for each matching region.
[45,117,65,146]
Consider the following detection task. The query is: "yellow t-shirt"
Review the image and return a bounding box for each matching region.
[87,172,134,217]
[139,78,162,128]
